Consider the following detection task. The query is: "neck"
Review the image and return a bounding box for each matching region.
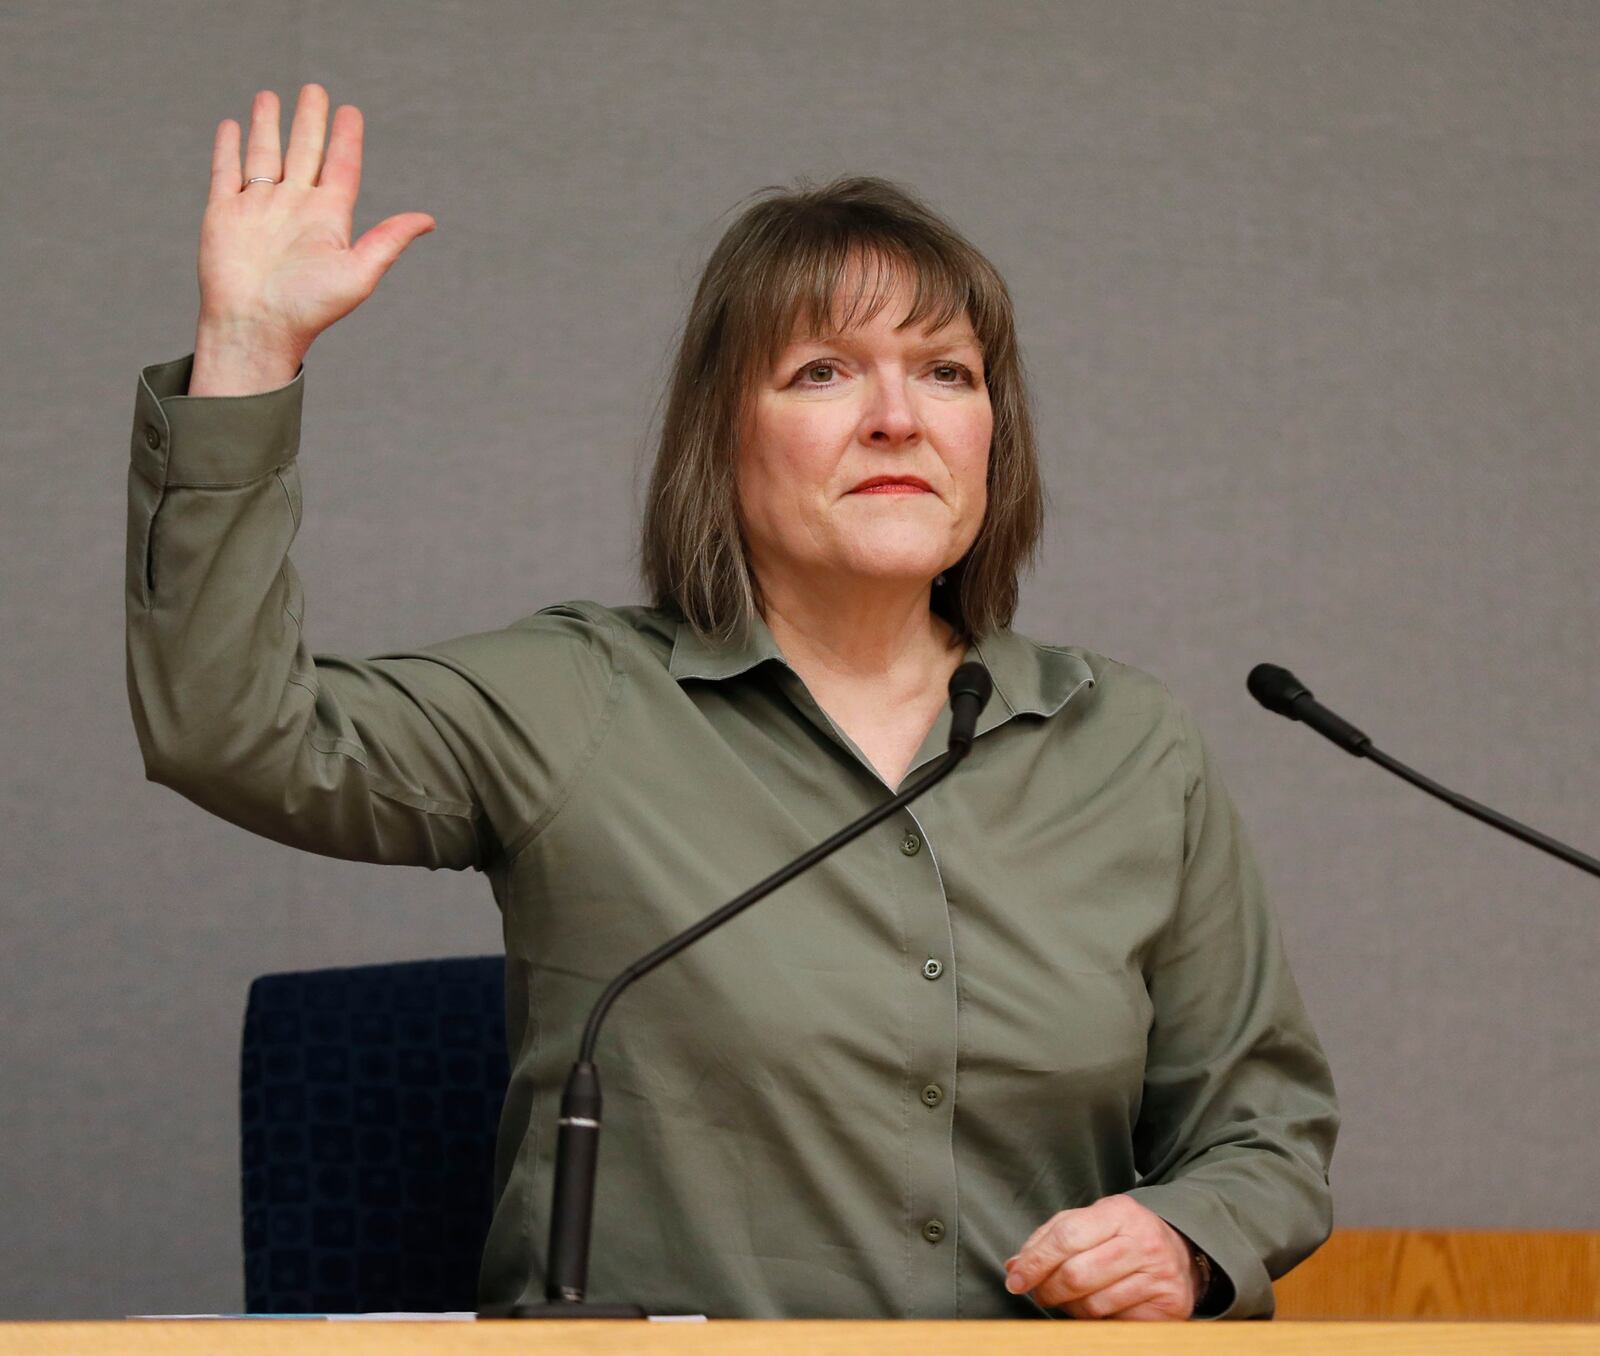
[755,572,961,687]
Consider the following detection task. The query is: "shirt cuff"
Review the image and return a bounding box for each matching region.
[1124,1181,1272,1320]
[132,352,305,489]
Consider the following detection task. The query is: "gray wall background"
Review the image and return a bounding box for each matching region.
[2,0,1595,1320]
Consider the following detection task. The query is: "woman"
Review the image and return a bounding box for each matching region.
[126,84,1339,1320]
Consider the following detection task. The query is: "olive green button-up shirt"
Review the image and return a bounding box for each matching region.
[126,352,1338,1321]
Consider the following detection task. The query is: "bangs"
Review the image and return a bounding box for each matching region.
[750,234,983,375]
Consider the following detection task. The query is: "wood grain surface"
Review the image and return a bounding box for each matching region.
[1275,1229,1600,1319]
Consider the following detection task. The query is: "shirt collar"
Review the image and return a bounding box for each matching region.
[667,611,1095,721]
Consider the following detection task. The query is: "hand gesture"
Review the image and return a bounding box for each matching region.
[1004,1193,1200,1319]
[196,84,435,373]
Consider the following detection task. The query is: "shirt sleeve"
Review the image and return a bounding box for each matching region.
[124,353,621,872]
[1122,693,1340,1319]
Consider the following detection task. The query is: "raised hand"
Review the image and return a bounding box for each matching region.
[191,84,435,394]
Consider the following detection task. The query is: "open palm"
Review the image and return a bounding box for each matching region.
[197,84,435,362]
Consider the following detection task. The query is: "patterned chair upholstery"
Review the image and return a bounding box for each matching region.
[240,956,508,1313]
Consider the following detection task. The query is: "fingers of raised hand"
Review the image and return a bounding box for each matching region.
[243,89,282,185]
[209,116,242,198]
[316,103,364,205]
[283,82,331,186]
[222,86,359,209]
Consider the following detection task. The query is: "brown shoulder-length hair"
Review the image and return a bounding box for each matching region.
[639,174,1045,649]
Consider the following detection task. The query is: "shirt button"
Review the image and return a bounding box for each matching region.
[900,831,921,856]
[921,958,944,980]
[144,425,161,450]
[922,1219,946,1244]
[920,1083,943,1107]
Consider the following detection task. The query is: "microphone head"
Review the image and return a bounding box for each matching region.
[948,661,993,712]
[946,662,993,754]
[1248,663,1311,717]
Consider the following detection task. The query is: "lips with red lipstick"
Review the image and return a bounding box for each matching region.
[849,475,933,494]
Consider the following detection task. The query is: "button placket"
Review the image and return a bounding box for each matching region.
[898,802,960,1308]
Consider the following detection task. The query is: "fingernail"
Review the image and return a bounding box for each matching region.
[1005,1270,1026,1293]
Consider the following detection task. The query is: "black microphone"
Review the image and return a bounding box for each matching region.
[1246,663,1371,755]
[947,660,990,752]
[480,661,994,1320]
[1248,662,1600,880]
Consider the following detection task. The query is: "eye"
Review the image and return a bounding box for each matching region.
[796,361,840,387]
[789,360,978,389]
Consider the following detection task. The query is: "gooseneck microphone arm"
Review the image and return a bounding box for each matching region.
[485,662,994,1319]
[1248,662,1600,879]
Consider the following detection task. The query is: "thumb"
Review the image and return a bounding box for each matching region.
[350,212,437,286]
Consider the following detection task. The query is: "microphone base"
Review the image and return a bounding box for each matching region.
[479,1299,649,1319]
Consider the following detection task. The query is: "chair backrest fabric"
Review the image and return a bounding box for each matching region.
[240,955,508,1314]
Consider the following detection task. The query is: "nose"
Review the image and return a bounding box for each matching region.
[862,370,922,447]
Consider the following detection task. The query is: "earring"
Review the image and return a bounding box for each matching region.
[934,573,947,586]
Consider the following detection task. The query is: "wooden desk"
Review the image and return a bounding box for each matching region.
[0,1323,1596,1355]
[4,1231,1594,1352]
[1276,1230,1600,1320]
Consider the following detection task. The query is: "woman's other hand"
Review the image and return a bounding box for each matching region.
[1003,1193,1198,1319]
[191,84,436,394]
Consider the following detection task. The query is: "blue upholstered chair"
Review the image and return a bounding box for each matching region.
[240,956,508,1313]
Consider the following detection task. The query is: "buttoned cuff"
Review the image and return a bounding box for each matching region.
[1124,1181,1271,1320]
[132,352,304,490]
